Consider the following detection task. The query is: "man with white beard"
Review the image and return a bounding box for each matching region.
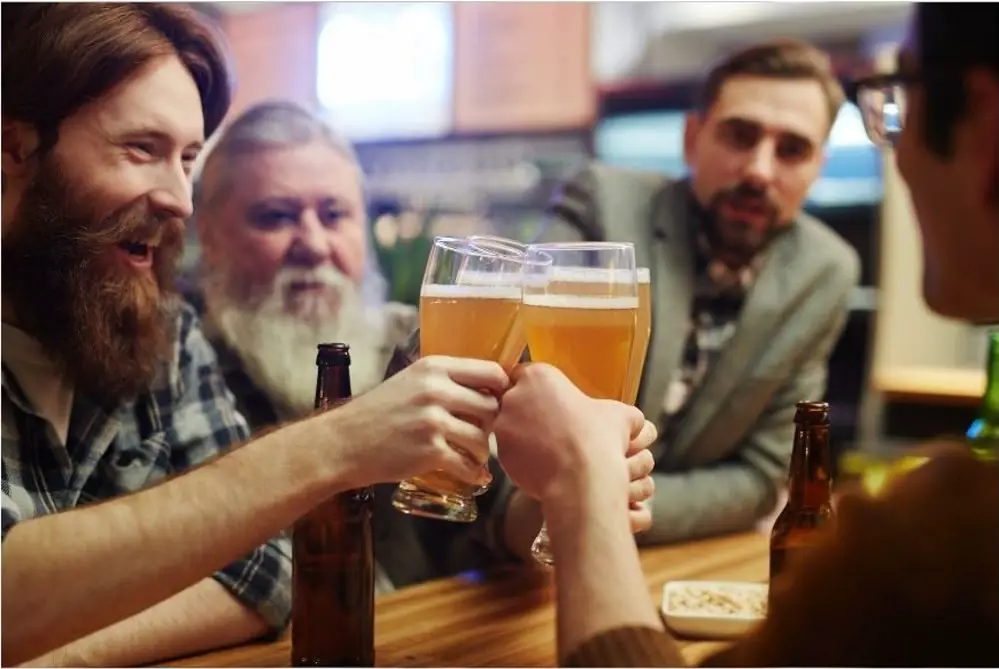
[187,101,416,424]
[187,101,653,594]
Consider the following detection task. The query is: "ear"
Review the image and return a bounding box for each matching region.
[683,112,703,168]
[1,119,40,180]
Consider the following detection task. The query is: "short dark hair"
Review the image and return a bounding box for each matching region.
[699,38,846,134]
[2,3,233,156]
[914,3,999,157]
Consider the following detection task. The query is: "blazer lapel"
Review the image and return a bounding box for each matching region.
[639,183,695,432]
[670,229,802,460]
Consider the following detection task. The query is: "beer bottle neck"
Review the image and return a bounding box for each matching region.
[787,424,832,508]
[979,335,999,425]
[315,365,352,410]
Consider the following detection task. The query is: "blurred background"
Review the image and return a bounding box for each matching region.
[186,0,989,466]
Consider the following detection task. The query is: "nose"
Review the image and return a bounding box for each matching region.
[286,209,329,268]
[743,140,777,190]
[147,164,194,220]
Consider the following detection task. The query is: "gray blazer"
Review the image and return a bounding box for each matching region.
[540,163,860,544]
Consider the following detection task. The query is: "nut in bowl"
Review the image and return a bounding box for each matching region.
[661,580,768,639]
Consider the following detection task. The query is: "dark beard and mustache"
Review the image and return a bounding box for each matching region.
[1,156,185,407]
[702,181,785,268]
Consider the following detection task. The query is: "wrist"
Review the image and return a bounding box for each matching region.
[540,465,628,532]
[543,479,635,566]
[277,410,359,499]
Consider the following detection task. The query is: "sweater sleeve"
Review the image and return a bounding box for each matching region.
[563,626,685,667]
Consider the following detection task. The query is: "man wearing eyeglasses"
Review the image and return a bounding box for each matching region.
[494,3,998,666]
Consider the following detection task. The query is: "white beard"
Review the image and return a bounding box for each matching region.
[206,265,389,419]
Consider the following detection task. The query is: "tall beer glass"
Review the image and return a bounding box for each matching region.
[393,237,532,523]
[521,242,639,565]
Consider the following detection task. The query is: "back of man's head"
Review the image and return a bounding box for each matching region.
[2,3,232,156]
[912,2,999,158]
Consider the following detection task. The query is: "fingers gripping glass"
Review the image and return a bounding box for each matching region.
[392,237,538,523]
[521,242,640,565]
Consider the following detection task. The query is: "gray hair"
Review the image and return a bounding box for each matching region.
[193,99,363,208]
[189,100,386,307]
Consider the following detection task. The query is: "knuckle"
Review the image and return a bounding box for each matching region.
[415,375,447,404]
[416,405,449,435]
[416,355,447,376]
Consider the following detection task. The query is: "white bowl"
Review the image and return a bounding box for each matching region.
[661,580,768,639]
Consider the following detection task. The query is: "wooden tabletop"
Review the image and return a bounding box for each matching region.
[873,366,986,405]
[164,531,768,668]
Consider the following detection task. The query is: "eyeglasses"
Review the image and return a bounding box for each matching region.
[851,71,919,149]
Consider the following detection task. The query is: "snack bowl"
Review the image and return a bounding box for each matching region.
[661,580,767,639]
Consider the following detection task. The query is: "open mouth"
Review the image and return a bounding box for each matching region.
[116,240,156,266]
[288,280,329,293]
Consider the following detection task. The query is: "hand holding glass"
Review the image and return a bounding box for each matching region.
[521,242,640,565]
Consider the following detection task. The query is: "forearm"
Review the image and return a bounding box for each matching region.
[1,417,343,665]
[544,483,665,664]
[20,578,269,668]
[638,465,775,546]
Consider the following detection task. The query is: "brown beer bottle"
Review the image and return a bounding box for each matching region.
[291,343,375,667]
[769,401,834,596]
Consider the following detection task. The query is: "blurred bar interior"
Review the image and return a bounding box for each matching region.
[188,1,990,472]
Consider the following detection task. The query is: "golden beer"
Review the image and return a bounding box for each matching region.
[624,268,652,405]
[405,281,523,510]
[521,294,637,400]
[419,283,524,372]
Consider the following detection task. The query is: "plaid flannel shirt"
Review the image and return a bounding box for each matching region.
[1,301,292,633]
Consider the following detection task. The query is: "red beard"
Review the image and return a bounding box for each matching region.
[1,154,185,407]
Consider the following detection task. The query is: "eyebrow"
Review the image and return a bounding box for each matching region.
[248,197,302,210]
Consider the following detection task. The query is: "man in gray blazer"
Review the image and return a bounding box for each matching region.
[541,39,860,545]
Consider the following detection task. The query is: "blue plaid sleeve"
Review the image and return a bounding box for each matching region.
[166,304,292,633]
[2,489,22,540]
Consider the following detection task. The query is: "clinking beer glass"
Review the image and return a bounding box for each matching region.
[521,242,640,565]
[392,236,548,523]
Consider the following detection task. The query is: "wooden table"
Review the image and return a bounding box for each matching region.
[165,531,768,667]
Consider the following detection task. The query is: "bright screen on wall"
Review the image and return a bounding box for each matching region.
[594,102,883,207]
[316,2,454,142]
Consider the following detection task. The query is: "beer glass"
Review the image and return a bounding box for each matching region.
[521,242,639,565]
[624,268,652,406]
[393,237,533,523]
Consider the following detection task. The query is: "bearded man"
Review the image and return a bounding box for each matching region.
[542,38,861,546]
[187,101,415,422]
[3,5,645,666]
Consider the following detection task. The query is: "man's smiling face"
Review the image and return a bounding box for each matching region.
[1,54,205,403]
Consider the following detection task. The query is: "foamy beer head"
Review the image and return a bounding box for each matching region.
[544,266,646,298]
